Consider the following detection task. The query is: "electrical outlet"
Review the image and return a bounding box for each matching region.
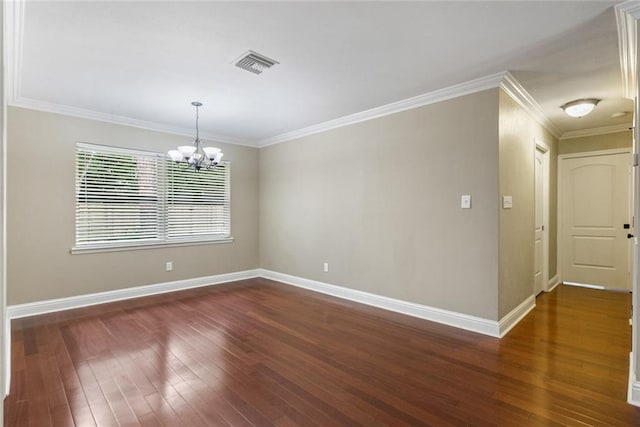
[502,196,513,209]
[461,195,471,209]
[166,261,173,271]
[323,262,329,273]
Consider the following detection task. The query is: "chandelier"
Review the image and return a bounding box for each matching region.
[167,102,224,171]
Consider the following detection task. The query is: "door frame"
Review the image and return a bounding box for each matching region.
[557,147,633,287]
[632,94,639,404]
[534,138,550,292]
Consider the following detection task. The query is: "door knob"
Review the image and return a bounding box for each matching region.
[628,233,635,239]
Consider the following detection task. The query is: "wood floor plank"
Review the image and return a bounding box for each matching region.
[5,279,640,426]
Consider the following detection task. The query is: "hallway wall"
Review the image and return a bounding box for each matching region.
[558,131,632,155]
[498,89,559,318]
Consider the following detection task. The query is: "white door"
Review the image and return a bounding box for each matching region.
[534,148,544,294]
[561,152,631,290]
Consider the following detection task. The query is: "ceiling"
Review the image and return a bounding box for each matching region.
[11,1,632,146]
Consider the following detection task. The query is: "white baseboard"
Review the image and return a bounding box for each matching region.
[3,313,8,397]
[7,269,260,319]
[6,268,536,340]
[259,269,505,337]
[629,353,640,407]
[498,295,536,337]
[547,275,560,292]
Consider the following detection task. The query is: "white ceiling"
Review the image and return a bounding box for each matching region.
[13,1,632,146]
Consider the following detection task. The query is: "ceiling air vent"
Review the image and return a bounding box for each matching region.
[234,50,279,75]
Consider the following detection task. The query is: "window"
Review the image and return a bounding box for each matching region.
[74,143,230,251]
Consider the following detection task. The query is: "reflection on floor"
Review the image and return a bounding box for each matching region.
[4,279,640,426]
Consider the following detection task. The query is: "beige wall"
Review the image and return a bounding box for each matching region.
[558,131,632,155]
[260,90,501,320]
[7,107,259,304]
[498,89,558,318]
[6,87,563,323]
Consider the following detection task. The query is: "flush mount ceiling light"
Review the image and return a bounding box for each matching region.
[167,102,223,171]
[561,98,600,118]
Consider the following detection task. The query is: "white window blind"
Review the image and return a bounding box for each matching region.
[75,143,230,250]
[166,160,230,240]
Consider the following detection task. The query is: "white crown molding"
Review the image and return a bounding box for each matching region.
[618,0,640,19]
[10,97,258,147]
[616,1,640,99]
[257,71,509,147]
[499,72,562,139]
[4,0,25,104]
[259,269,503,337]
[559,123,632,140]
[7,269,260,319]
[8,68,560,152]
[9,71,560,151]
[256,70,560,148]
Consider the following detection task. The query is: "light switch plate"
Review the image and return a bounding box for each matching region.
[461,195,471,209]
[502,196,513,209]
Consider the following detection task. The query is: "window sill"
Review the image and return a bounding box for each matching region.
[71,237,234,254]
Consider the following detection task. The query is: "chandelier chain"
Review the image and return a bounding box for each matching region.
[195,104,200,141]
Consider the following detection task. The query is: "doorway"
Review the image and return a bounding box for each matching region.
[559,149,632,291]
[534,141,550,295]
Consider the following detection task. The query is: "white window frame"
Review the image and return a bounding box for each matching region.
[72,142,233,254]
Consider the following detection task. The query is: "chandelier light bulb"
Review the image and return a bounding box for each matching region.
[203,147,221,160]
[167,150,183,162]
[178,146,196,159]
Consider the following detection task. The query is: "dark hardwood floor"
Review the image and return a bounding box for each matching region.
[4,278,640,426]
